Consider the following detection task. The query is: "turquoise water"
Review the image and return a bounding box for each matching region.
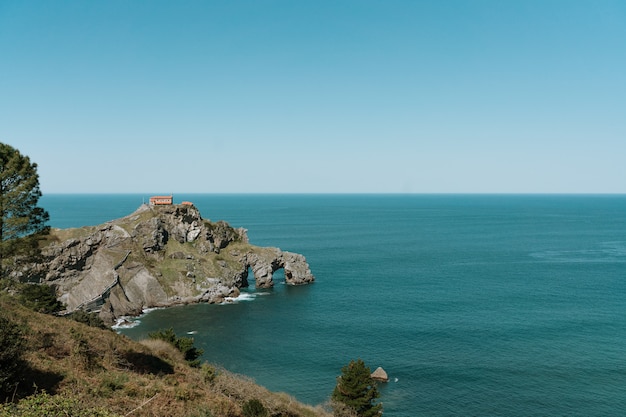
[42,194,626,416]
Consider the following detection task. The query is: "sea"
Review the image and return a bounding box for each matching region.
[41,194,626,416]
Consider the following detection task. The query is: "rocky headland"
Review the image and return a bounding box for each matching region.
[18,203,315,324]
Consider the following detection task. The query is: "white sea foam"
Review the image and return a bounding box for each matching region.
[222,292,257,304]
[142,307,164,314]
[112,317,140,330]
[112,306,163,330]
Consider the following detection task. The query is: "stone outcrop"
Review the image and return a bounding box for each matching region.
[20,204,314,324]
[371,367,389,382]
[243,250,315,288]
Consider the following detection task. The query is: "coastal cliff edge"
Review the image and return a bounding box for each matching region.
[18,204,315,324]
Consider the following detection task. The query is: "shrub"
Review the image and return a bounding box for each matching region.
[201,363,218,383]
[70,327,100,370]
[0,392,120,417]
[0,314,26,399]
[66,310,108,329]
[148,327,204,367]
[242,398,268,417]
[99,373,128,397]
[19,283,62,314]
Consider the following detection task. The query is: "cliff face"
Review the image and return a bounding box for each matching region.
[22,204,314,324]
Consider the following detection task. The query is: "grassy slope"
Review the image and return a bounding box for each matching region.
[0,295,331,417]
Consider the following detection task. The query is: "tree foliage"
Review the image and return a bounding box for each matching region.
[66,309,108,329]
[148,327,204,367]
[332,359,382,417]
[0,143,49,276]
[19,283,63,314]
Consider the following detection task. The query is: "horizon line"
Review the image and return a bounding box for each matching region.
[41,192,626,196]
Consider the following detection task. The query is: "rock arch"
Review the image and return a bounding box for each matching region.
[243,249,315,288]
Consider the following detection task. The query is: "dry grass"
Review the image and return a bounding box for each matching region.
[0,295,333,417]
[138,339,186,364]
[213,369,330,417]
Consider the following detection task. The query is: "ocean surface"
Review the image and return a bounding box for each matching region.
[41,194,626,416]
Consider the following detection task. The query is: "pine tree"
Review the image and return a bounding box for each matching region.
[332,359,383,417]
[0,143,49,276]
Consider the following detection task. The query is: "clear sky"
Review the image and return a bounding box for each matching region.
[1,1,625,194]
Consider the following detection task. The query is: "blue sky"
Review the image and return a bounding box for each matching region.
[1,1,625,193]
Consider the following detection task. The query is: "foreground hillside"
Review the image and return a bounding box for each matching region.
[0,293,332,417]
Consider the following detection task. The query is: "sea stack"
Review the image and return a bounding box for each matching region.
[371,367,389,382]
